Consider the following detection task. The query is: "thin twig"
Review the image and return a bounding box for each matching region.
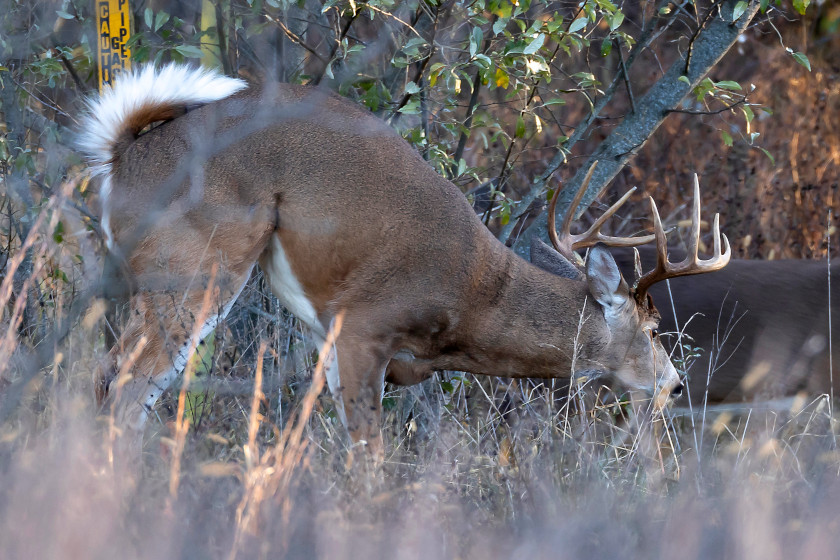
[265,14,328,64]
[616,38,636,113]
[665,96,750,115]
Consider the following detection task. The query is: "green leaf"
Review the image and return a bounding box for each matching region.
[515,114,525,138]
[52,221,65,244]
[154,11,170,31]
[144,8,153,29]
[499,202,511,225]
[741,105,754,122]
[568,17,588,33]
[694,77,715,100]
[174,44,204,59]
[757,146,775,165]
[791,51,811,71]
[404,81,420,94]
[473,54,492,69]
[493,17,508,36]
[541,98,566,107]
[721,131,733,147]
[760,0,769,12]
[546,15,564,33]
[469,27,483,58]
[429,62,445,87]
[714,80,741,90]
[398,98,421,115]
[600,38,612,56]
[523,33,545,55]
[792,0,809,14]
[732,1,748,20]
[609,11,624,31]
[594,0,618,12]
[678,75,691,85]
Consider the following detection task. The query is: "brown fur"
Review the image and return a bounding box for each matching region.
[612,247,840,403]
[96,82,687,452]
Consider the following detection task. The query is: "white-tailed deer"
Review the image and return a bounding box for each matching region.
[607,247,839,404]
[78,64,730,453]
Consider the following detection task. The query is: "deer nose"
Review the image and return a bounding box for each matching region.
[670,382,684,398]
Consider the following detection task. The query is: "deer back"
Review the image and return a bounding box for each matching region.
[611,246,840,402]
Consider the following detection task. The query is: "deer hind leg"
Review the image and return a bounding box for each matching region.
[99,256,260,459]
[98,207,275,454]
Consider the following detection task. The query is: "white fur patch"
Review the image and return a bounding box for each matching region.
[260,234,325,338]
[99,175,114,247]
[393,350,416,361]
[318,336,348,428]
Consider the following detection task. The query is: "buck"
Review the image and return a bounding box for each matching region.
[608,248,839,404]
[78,64,730,453]
[532,240,839,405]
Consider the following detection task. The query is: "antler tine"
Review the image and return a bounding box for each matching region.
[546,174,569,257]
[548,162,598,260]
[684,174,701,263]
[570,187,657,250]
[563,162,597,238]
[634,175,732,302]
[651,195,670,269]
[548,160,656,262]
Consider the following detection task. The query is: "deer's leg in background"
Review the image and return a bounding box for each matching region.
[386,360,442,443]
[385,359,435,386]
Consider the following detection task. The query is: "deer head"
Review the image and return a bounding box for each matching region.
[531,165,731,405]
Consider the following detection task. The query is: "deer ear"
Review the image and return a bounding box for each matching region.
[586,244,630,309]
[530,237,582,280]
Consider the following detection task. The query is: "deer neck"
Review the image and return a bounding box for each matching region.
[453,248,607,379]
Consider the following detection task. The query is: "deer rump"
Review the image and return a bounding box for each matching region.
[80,64,700,452]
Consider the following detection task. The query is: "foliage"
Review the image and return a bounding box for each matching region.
[0,2,839,556]
[0,0,829,237]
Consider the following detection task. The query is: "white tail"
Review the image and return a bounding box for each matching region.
[78,64,730,453]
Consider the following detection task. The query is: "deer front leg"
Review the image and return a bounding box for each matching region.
[329,330,391,456]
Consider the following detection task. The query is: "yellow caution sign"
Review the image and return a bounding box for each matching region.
[96,0,132,91]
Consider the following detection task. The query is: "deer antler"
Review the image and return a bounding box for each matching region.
[548,161,656,264]
[633,174,731,303]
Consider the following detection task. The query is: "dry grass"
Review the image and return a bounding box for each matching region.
[1,192,840,559]
[2,18,839,553]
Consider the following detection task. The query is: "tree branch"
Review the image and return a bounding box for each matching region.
[510,0,760,258]
[496,0,682,243]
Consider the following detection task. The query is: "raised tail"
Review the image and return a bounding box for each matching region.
[77,64,247,177]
